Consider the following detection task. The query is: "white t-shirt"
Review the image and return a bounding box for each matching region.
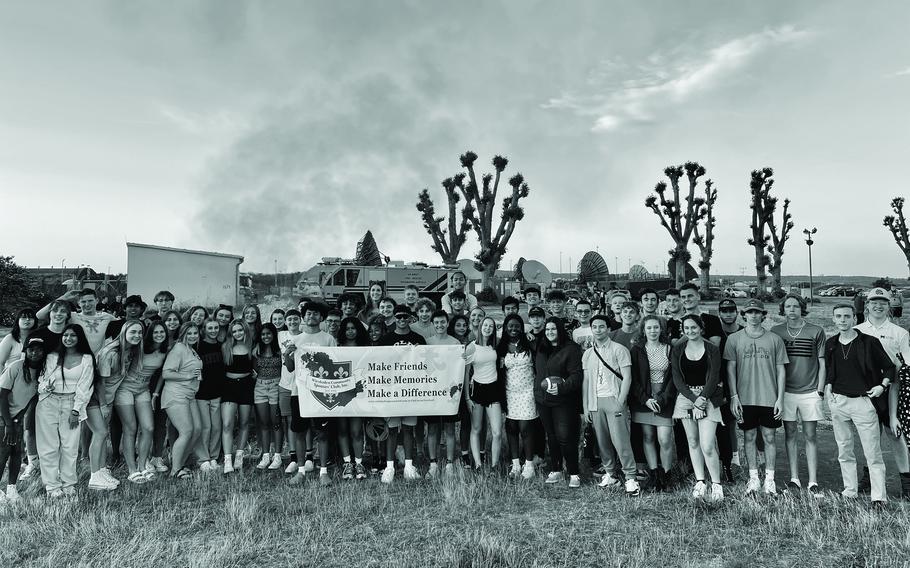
[465,342,498,384]
[426,334,462,346]
[277,330,299,391]
[582,339,631,398]
[71,312,117,354]
[855,319,910,367]
[289,330,337,395]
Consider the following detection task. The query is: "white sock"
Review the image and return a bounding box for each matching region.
[405,459,413,468]
[749,469,759,479]
[765,470,775,480]
[512,458,521,468]
[386,460,395,470]
[343,456,351,463]
[354,457,362,465]
[319,467,328,475]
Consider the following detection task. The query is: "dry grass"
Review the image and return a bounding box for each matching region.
[1,463,909,568]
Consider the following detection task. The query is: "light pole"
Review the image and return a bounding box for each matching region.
[559,251,563,275]
[803,227,817,302]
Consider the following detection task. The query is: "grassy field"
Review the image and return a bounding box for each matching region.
[1,297,908,567]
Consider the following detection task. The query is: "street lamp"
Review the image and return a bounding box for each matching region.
[803,228,817,303]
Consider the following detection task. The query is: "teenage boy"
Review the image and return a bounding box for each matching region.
[679,283,722,346]
[37,288,119,354]
[726,299,789,495]
[425,310,461,477]
[582,314,640,496]
[661,289,683,340]
[524,286,542,312]
[148,290,175,322]
[526,306,547,350]
[337,292,361,319]
[572,300,595,350]
[411,298,437,341]
[501,296,520,317]
[716,298,743,480]
[378,297,397,327]
[606,292,625,331]
[854,287,910,496]
[276,309,303,474]
[770,294,827,495]
[448,290,468,317]
[283,302,337,486]
[379,305,427,483]
[106,295,148,339]
[441,271,478,314]
[323,309,342,341]
[639,288,661,319]
[825,303,894,504]
[547,289,577,332]
[403,284,420,312]
[610,302,640,350]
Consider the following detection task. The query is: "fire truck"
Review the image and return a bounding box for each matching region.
[296,258,457,304]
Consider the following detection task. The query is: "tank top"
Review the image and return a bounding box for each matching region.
[680,351,708,387]
[255,353,281,381]
[226,353,253,375]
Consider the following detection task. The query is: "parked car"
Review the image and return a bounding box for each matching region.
[723,287,748,298]
[836,287,862,297]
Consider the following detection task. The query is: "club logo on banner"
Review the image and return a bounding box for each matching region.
[295,345,466,417]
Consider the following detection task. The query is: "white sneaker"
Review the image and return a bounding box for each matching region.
[268,453,283,470]
[256,453,271,470]
[624,479,641,496]
[692,480,707,499]
[381,466,395,484]
[746,477,761,494]
[284,461,299,474]
[403,464,421,481]
[598,474,620,488]
[88,471,117,491]
[5,485,20,502]
[508,463,521,478]
[568,475,581,488]
[521,462,535,480]
[47,488,64,499]
[303,459,315,473]
[444,463,455,477]
[545,471,564,484]
[150,456,168,473]
[199,460,213,472]
[426,462,439,479]
[710,483,724,502]
[143,461,157,479]
[234,450,244,472]
[223,455,234,474]
[208,459,218,470]
[20,460,38,480]
[100,468,120,486]
[763,478,777,495]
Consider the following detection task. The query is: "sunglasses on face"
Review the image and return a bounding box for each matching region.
[719,308,737,313]
[395,314,411,319]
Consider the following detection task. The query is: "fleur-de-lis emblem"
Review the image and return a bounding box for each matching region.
[313,366,329,378]
[334,366,349,379]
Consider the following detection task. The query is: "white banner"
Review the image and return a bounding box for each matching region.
[294,345,466,417]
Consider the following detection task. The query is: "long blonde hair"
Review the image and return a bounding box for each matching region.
[222,319,252,366]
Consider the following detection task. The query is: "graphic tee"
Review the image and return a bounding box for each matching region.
[70,312,118,354]
[770,322,826,393]
[290,330,337,395]
[723,329,789,407]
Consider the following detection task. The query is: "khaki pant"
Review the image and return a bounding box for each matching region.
[592,396,636,478]
[36,393,81,492]
[829,393,887,502]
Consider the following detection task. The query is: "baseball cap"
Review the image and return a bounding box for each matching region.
[25,337,45,349]
[740,299,766,314]
[393,304,414,317]
[528,306,546,318]
[866,287,892,302]
[717,299,737,311]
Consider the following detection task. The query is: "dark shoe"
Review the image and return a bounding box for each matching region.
[808,483,822,498]
[722,464,735,485]
[899,473,910,499]
[859,466,871,494]
[786,480,802,492]
[656,467,670,492]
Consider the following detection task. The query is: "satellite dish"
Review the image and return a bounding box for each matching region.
[456,259,483,280]
[522,259,553,288]
[577,251,609,283]
[667,260,698,281]
[628,264,649,280]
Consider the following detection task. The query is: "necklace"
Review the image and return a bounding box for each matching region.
[841,340,854,360]
[786,321,806,339]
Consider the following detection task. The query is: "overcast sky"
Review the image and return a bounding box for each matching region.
[2,1,909,278]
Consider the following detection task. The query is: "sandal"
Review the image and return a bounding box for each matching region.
[128,471,148,484]
[175,468,192,479]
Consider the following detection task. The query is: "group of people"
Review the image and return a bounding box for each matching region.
[0,271,907,506]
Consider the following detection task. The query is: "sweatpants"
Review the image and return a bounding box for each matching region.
[36,393,81,492]
[592,396,636,479]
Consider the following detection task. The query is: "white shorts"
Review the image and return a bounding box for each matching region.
[386,416,418,428]
[782,391,824,422]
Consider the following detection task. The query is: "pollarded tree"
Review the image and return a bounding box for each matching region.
[415,177,471,264]
[644,162,707,288]
[883,197,910,277]
[749,168,793,296]
[691,179,717,295]
[451,151,530,289]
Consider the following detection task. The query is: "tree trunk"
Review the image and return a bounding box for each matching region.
[771,254,784,294]
[754,247,768,297]
[480,263,497,293]
[699,266,710,295]
[674,245,687,288]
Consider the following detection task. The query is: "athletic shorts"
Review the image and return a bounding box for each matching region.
[738,405,781,430]
[782,391,824,422]
[254,378,280,405]
[289,396,332,434]
[114,388,151,407]
[386,416,418,428]
[278,387,293,417]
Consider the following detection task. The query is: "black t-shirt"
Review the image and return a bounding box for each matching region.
[831,337,870,397]
[607,318,622,332]
[31,326,63,353]
[699,312,723,340]
[379,331,427,346]
[196,339,225,400]
[718,324,743,395]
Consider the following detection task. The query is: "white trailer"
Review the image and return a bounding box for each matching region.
[127,242,244,309]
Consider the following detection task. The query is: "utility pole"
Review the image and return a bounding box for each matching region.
[803,227,817,303]
[559,251,563,275]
